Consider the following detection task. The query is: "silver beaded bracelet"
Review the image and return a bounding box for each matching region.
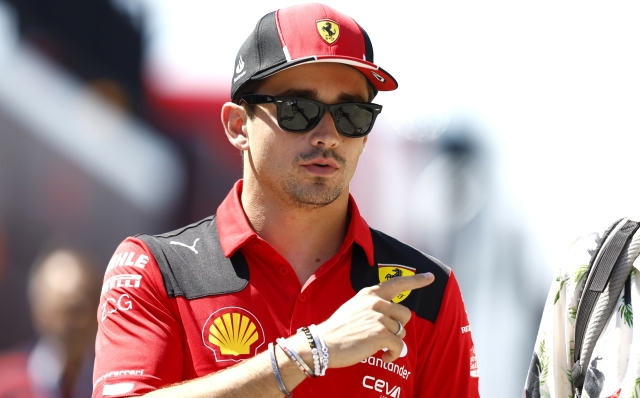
[268,342,292,398]
[308,324,329,376]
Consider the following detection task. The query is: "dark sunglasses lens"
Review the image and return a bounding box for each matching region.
[334,105,375,136]
[279,99,321,131]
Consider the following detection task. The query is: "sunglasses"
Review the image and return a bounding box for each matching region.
[241,94,382,137]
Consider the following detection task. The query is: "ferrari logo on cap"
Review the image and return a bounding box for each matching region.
[316,19,340,45]
[378,264,416,303]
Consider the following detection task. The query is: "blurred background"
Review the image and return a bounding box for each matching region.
[0,0,638,397]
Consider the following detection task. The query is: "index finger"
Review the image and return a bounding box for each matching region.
[373,273,435,301]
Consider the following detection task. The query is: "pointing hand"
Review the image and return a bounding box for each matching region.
[314,272,435,367]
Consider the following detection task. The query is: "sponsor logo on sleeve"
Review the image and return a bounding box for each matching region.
[362,375,401,397]
[106,252,149,273]
[101,274,142,295]
[201,307,265,363]
[378,264,416,303]
[470,346,479,378]
[101,293,133,322]
[461,325,471,333]
[94,369,144,388]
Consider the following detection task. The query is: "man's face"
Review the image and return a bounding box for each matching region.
[30,252,99,346]
[244,62,370,209]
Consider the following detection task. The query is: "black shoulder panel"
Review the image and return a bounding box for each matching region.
[350,228,450,323]
[136,216,249,300]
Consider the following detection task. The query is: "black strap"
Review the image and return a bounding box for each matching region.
[572,219,639,392]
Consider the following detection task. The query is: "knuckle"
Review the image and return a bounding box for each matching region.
[370,298,387,312]
[359,286,376,296]
[388,304,411,324]
[398,307,412,322]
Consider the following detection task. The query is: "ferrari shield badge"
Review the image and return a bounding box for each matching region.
[316,19,340,45]
[378,264,417,303]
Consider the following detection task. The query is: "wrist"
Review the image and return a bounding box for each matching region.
[273,327,330,385]
[285,331,315,372]
[271,338,307,393]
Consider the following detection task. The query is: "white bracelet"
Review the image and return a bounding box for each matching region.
[309,324,329,376]
[297,326,321,377]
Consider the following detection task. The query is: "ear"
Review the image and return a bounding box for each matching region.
[361,135,369,154]
[221,102,249,151]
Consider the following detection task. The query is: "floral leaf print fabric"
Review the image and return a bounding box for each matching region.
[523,225,640,398]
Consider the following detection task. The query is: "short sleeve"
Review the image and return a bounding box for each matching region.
[92,237,184,397]
[414,271,480,397]
[523,233,597,397]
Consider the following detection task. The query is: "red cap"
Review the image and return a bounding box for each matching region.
[231,3,397,102]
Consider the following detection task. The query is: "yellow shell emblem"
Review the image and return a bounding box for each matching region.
[316,19,340,45]
[208,312,260,356]
[378,264,417,303]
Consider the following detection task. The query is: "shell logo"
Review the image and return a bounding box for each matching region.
[208,313,258,355]
[201,307,265,362]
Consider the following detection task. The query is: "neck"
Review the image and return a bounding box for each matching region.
[241,178,350,285]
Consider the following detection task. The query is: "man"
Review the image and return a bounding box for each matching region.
[0,247,101,398]
[92,4,479,397]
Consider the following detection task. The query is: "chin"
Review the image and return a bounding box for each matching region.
[282,178,346,208]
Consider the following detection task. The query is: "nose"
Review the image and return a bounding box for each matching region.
[309,109,340,148]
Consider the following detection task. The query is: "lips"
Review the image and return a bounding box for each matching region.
[299,157,339,176]
[300,158,339,169]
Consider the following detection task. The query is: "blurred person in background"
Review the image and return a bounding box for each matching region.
[0,247,102,398]
[92,3,479,398]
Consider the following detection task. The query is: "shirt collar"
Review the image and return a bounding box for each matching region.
[216,179,374,266]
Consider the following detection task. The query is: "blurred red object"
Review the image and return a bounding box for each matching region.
[144,79,240,169]
[0,350,32,397]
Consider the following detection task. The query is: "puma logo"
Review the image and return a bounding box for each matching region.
[170,238,200,254]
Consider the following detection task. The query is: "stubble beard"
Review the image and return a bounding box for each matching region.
[280,149,348,209]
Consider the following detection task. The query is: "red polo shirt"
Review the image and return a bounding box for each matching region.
[93,180,479,397]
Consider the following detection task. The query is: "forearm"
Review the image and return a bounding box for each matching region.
[124,274,433,397]
[141,333,311,398]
